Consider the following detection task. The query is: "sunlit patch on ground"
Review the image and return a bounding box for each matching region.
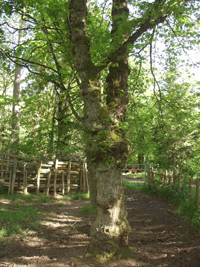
[22,236,47,248]
[1,189,200,267]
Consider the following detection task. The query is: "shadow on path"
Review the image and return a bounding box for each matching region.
[126,189,200,267]
[0,187,200,266]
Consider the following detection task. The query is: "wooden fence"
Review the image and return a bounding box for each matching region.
[145,164,200,208]
[0,153,89,196]
[123,163,147,174]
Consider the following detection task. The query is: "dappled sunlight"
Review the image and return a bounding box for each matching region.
[23,236,47,248]
[16,255,69,267]
[21,229,37,236]
[41,217,80,226]
[18,255,51,261]
[126,189,200,266]
[40,213,83,231]
[0,200,11,204]
[0,194,94,266]
[1,188,200,266]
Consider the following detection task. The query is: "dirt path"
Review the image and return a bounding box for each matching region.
[126,189,200,267]
[1,187,200,266]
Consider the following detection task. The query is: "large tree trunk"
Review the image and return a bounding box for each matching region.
[87,162,98,209]
[68,0,130,252]
[89,162,130,252]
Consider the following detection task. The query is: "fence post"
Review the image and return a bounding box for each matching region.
[36,161,42,195]
[148,167,154,186]
[62,171,65,196]
[23,163,27,196]
[66,161,71,194]
[196,178,200,208]
[53,159,58,196]
[8,170,12,194]
[11,158,17,195]
[46,171,51,196]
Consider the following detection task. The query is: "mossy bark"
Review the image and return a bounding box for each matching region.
[68,0,130,251]
[88,163,130,252]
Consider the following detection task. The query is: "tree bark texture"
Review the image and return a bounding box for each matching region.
[12,65,20,146]
[12,17,25,148]
[68,0,130,251]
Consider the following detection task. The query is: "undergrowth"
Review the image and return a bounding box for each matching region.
[140,184,200,232]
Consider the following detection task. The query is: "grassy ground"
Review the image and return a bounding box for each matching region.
[1,179,200,267]
[1,174,200,243]
[0,186,90,243]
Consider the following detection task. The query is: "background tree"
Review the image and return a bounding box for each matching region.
[0,63,13,152]
[12,14,25,150]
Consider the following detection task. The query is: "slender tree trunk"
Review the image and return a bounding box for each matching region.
[12,17,25,149]
[47,95,56,158]
[56,96,68,157]
[12,63,20,147]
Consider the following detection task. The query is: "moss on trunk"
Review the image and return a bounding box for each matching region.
[69,0,131,251]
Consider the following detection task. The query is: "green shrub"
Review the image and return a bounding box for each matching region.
[179,199,196,220]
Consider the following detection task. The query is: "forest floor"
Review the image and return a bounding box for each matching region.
[1,176,200,267]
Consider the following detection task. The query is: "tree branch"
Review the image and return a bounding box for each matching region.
[166,19,195,65]
[40,16,83,123]
[96,0,191,73]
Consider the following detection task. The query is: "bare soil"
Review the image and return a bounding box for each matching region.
[1,179,200,267]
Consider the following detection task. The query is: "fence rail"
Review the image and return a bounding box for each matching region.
[145,165,200,208]
[0,154,89,196]
[123,163,147,174]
